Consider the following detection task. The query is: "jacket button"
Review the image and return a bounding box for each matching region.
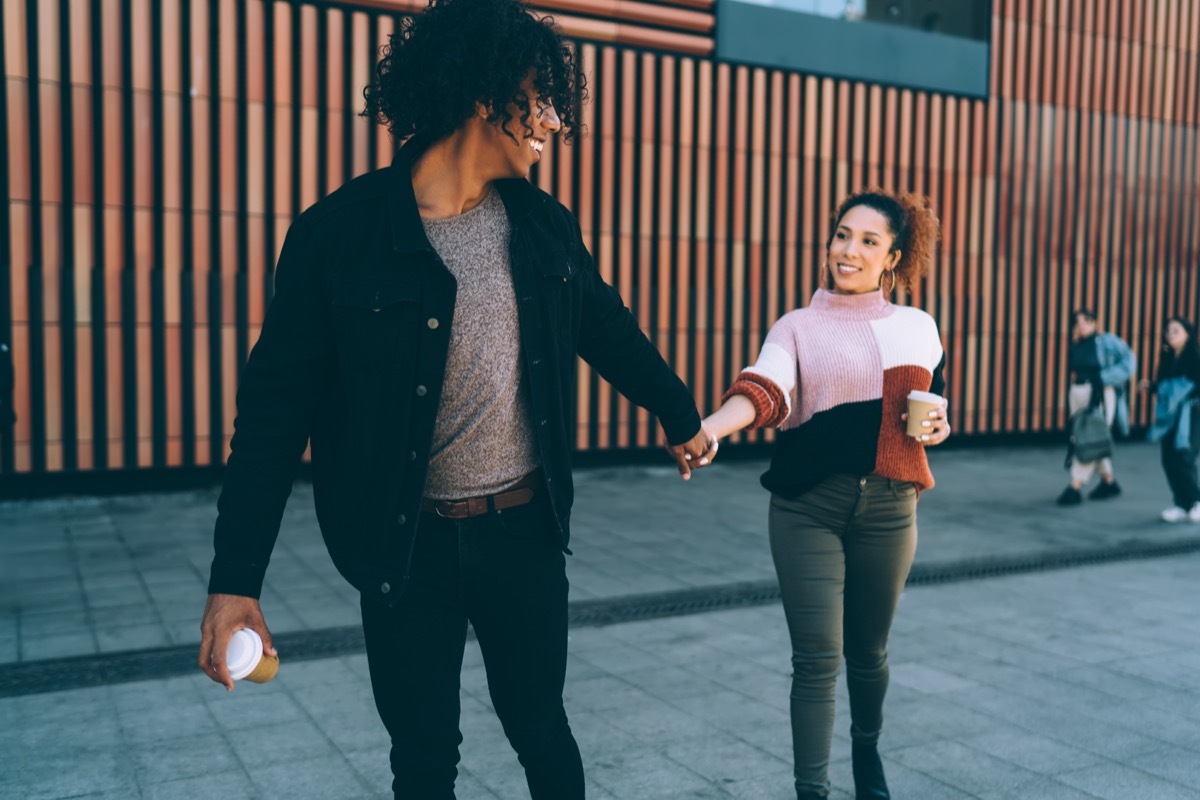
[380,582,391,594]
[427,318,439,330]
[408,450,417,461]
[540,419,548,426]
[397,514,406,526]
[416,385,427,397]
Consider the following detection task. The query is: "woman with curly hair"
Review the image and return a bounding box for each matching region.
[701,190,949,799]
[197,0,712,798]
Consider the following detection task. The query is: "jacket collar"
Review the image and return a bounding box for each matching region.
[388,134,545,255]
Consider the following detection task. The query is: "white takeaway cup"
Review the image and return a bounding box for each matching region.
[225,628,279,683]
[906,390,944,438]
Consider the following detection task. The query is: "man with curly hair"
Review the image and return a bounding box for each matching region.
[196,0,714,797]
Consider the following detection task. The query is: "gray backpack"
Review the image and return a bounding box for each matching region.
[1068,406,1113,463]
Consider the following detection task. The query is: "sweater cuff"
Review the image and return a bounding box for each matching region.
[723,372,788,429]
[207,558,268,599]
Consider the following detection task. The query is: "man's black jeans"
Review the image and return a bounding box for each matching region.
[360,493,584,799]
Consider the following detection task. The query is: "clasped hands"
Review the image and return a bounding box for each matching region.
[664,427,719,480]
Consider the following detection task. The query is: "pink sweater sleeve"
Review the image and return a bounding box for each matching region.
[722,313,801,429]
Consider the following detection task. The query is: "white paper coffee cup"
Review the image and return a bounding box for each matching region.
[226,628,279,683]
[906,390,944,438]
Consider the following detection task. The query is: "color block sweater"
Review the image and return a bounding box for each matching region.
[724,288,946,498]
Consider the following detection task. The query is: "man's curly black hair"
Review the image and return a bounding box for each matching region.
[363,0,586,145]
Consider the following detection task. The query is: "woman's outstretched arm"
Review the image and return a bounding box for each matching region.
[702,394,757,440]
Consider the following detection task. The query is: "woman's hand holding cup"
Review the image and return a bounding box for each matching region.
[902,390,950,445]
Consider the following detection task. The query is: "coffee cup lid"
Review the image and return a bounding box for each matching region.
[907,390,942,403]
[226,628,264,680]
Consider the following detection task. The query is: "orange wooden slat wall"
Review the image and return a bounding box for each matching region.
[2,0,1200,477]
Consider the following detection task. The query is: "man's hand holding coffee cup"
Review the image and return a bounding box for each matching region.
[901,390,950,446]
[199,594,276,691]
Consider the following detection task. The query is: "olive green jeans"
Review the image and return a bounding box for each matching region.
[769,473,919,798]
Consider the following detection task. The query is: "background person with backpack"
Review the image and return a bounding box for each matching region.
[1057,309,1137,506]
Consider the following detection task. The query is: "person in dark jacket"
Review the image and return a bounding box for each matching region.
[1144,317,1200,522]
[196,1,714,796]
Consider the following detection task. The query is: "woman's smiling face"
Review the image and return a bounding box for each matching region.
[827,205,900,294]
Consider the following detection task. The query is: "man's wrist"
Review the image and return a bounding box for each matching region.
[207,558,267,600]
[661,408,702,446]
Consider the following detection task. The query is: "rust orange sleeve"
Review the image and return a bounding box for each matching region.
[722,372,789,429]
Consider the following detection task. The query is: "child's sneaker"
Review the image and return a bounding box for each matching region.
[1161,506,1188,523]
[1189,503,1200,523]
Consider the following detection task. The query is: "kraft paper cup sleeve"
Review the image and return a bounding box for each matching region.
[906,391,944,438]
[245,652,280,683]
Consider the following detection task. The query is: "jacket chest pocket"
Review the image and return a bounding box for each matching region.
[535,249,577,316]
[330,279,421,368]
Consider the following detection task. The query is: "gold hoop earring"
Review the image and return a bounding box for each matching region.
[880,270,896,294]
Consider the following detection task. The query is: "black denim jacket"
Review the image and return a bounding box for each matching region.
[208,137,702,607]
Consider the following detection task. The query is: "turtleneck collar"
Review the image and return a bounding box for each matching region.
[809,288,893,320]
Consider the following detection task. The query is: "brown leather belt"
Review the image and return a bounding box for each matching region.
[420,472,540,519]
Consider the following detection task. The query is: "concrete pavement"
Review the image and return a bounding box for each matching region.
[2,441,1200,798]
[4,442,1198,666]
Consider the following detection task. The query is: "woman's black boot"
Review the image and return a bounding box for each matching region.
[851,742,891,800]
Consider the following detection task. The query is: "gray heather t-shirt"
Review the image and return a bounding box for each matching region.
[420,186,540,499]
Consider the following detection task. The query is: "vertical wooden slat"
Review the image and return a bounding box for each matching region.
[800,75,817,300]
[783,73,799,312]
[671,55,691,405]
[816,77,833,291]
[834,81,850,203]
[692,58,712,421]
[633,51,653,447]
[949,99,969,431]
[147,0,166,467]
[614,48,634,449]
[764,69,782,367]
[710,62,729,427]
[594,45,615,448]
[657,54,680,432]
[575,42,596,450]
[964,99,984,432]
[728,66,748,444]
